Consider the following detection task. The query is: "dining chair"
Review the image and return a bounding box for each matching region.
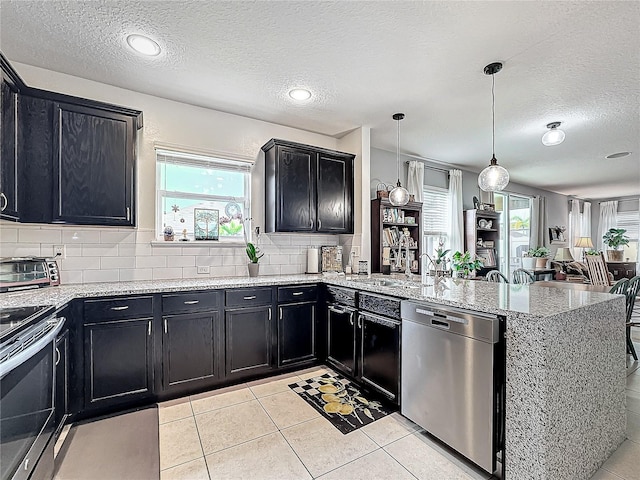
[512,268,535,284]
[585,252,610,286]
[609,278,629,295]
[625,275,640,360]
[486,270,509,283]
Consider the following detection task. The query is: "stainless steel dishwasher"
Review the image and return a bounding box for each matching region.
[400,300,503,473]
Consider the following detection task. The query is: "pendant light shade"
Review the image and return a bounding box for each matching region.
[389,113,410,206]
[478,62,509,192]
[541,121,565,146]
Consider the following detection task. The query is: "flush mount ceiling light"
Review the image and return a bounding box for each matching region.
[606,152,631,159]
[388,113,410,206]
[478,62,509,192]
[126,34,161,56]
[541,121,566,146]
[288,88,312,101]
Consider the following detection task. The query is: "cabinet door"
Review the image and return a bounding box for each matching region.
[326,305,356,376]
[359,312,400,403]
[84,318,153,409]
[317,153,353,233]
[225,306,272,376]
[53,103,134,226]
[55,329,69,430]
[1,75,19,220]
[278,302,316,366]
[276,146,315,232]
[162,312,221,392]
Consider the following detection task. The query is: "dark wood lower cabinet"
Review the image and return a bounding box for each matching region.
[84,317,153,410]
[162,312,221,392]
[358,312,400,402]
[225,305,272,376]
[278,302,316,366]
[326,304,357,376]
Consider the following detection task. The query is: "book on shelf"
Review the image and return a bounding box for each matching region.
[383,208,405,223]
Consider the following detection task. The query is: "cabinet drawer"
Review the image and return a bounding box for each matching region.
[278,285,318,303]
[325,285,356,308]
[225,287,272,307]
[84,296,153,321]
[162,291,220,314]
[358,292,401,318]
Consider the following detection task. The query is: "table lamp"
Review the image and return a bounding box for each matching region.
[574,237,594,261]
[554,247,574,274]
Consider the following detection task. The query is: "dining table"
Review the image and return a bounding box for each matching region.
[535,280,612,293]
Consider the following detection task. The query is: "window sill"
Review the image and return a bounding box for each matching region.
[151,240,245,248]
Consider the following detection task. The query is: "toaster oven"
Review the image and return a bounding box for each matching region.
[0,257,60,293]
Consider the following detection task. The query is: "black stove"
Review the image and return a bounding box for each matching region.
[0,305,55,343]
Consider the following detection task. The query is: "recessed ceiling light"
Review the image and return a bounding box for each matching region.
[605,152,631,159]
[126,34,161,56]
[288,88,312,101]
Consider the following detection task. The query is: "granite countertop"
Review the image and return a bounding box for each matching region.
[0,273,620,319]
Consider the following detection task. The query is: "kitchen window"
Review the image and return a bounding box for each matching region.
[616,209,639,262]
[422,186,450,260]
[155,148,252,243]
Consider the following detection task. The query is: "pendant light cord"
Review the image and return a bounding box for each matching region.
[491,73,495,157]
[396,117,400,183]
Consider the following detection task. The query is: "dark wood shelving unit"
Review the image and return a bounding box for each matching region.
[371,198,423,274]
[464,209,501,277]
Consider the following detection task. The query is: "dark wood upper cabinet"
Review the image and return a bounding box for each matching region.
[53,103,135,225]
[1,69,19,220]
[1,51,141,226]
[262,138,354,234]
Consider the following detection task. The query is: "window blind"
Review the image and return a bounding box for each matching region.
[617,210,640,240]
[156,149,252,173]
[422,187,449,236]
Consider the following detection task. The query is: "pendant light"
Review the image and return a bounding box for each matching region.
[389,113,410,206]
[541,121,565,146]
[478,62,510,192]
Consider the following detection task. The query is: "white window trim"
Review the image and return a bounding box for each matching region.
[154,146,252,245]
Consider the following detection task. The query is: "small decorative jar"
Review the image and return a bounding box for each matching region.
[163,226,175,241]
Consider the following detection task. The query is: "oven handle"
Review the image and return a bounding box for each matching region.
[0,317,66,379]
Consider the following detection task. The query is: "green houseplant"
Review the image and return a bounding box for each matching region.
[602,228,629,262]
[451,251,483,278]
[527,246,550,269]
[245,242,264,277]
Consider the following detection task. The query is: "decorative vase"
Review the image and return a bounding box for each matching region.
[607,250,623,262]
[535,258,548,269]
[248,263,259,277]
[522,257,536,270]
[163,233,174,241]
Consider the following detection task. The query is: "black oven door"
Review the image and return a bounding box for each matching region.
[1,322,61,480]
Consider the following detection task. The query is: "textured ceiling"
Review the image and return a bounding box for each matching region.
[1,0,639,199]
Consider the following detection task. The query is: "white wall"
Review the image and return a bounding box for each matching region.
[0,62,362,283]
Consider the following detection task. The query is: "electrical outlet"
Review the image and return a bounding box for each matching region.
[351,246,361,257]
[197,266,210,274]
[53,245,66,259]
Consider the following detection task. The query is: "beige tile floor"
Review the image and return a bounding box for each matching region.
[158,356,640,480]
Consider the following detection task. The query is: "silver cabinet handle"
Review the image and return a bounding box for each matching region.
[292,292,303,296]
[126,207,131,221]
[349,311,354,326]
[110,306,129,311]
[279,307,283,320]
[0,192,7,211]
[148,320,152,336]
[244,295,256,300]
[357,314,362,329]
[318,219,322,229]
[55,347,61,366]
[183,300,199,305]
[164,318,168,334]
[268,308,272,321]
[328,305,345,314]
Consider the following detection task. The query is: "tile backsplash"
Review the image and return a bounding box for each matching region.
[0,224,354,284]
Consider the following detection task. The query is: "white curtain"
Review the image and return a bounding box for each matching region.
[448,170,464,254]
[581,201,592,240]
[407,161,424,202]
[597,201,618,251]
[530,196,546,248]
[569,199,582,259]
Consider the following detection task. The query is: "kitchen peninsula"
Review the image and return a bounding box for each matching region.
[0,275,626,480]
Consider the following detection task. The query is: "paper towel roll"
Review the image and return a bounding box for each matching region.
[307,248,319,273]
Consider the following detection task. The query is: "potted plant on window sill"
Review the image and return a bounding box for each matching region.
[602,228,629,262]
[527,247,550,269]
[246,242,263,277]
[451,251,483,279]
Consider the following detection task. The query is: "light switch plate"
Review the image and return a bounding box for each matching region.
[197,266,210,274]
